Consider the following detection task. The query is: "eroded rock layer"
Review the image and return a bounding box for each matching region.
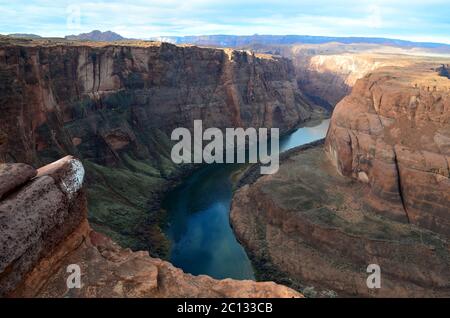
[325,63,450,237]
[0,156,87,296]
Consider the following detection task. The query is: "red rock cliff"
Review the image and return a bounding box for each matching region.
[325,63,450,237]
[0,40,311,166]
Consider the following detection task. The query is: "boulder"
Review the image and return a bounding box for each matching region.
[0,163,36,199]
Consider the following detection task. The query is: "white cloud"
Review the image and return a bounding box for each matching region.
[0,0,448,44]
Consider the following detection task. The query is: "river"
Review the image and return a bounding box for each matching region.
[162,118,330,280]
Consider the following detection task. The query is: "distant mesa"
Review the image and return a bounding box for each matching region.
[7,33,42,39]
[5,30,126,42]
[163,34,450,50]
[65,30,125,42]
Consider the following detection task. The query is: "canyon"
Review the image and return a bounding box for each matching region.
[0,36,315,256]
[1,34,449,298]
[0,36,315,297]
[231,61,450,297]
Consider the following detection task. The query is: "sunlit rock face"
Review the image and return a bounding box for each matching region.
[231,144,450,297]
[325,63,450,236]
[295,52,412,109]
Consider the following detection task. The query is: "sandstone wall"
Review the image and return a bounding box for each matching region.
[0,42,310,165]
[295,53,411,109]
[325,64,450,237]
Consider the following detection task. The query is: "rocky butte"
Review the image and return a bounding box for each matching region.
[231,61,450,297]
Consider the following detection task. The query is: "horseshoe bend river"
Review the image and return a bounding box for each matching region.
[162,118,331,280]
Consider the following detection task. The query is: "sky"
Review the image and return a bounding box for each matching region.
[0,0,449,44]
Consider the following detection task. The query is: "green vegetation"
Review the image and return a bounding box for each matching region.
[121,153,161,177]
[84,160,171,257]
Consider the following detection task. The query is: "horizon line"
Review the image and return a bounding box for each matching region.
[4,31,450,46]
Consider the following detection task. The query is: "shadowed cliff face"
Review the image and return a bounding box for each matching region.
[0,40,313,252]
[0,42,310,165]
[169,40,423,111]
[0,157,302,298]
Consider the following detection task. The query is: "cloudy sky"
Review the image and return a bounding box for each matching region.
[1,0,449,43]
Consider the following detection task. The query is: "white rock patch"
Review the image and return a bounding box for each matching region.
[60,159,85,199]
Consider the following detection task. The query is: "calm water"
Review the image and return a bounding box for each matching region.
[162,118,330,280]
